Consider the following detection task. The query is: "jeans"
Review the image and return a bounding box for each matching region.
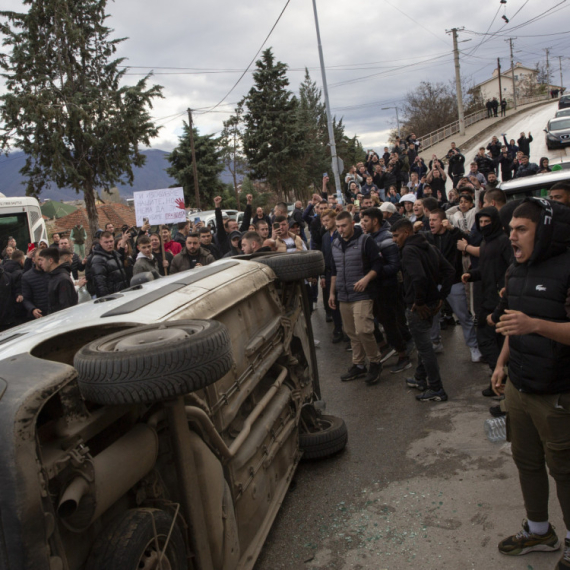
[505,380,570,528]
[407,308,443,391]
[431,283,478,349]
[74,243,85,258]
[340,300,381,365]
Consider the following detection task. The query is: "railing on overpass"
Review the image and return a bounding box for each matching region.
[417,94,550,152]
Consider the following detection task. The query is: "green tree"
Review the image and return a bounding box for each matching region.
[167,122,224,209]
[0,0,163,237]
[240,48,301,198]
[219,111,248,209]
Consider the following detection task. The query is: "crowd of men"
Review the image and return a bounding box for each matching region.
[2,130,570,565]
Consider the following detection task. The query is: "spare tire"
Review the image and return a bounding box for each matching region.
[255,251,325,282]
[299,414,348,460]
[74,320,233,405]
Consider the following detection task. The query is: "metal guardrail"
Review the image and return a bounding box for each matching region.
[417,94,550,152]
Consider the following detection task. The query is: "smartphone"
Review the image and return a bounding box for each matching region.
[143,217,149,225]
[354,200,360,208]
[194,217,200,224]
[323,172,328,178]
[273,222,280,230]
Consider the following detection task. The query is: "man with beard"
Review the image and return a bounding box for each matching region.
[171,233,214,273]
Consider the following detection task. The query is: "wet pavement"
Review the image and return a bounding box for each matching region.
[255,306,565,570]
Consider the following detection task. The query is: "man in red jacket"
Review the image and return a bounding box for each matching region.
[160,226,182,256]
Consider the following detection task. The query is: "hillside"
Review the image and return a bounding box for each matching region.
[0,149,234,200]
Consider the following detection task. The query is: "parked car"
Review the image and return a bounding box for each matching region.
[501,169,570,201]
[192,209,242,230]
[544,117,570,149]
[0,251,347,570]
[559,94,570,109]
[555,108,570,119]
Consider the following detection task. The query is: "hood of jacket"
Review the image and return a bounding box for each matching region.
[475,206,503,241]
[93,243,119,259]
[51,263,72,277]
[521,197,570,266]
[371,220,392,242]
[2,259,22,274]
[402,232,431,253]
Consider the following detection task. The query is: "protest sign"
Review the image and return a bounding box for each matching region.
[134,187,187,226]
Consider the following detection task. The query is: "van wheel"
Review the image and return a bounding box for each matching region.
[256,251,325,281]
[300,415,348,460]
[74,320,233,405]
[85,509,188,570]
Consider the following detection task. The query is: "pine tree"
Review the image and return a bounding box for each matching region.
[167,122,224,209]
[219,111,248,209]
[0,0,163,237]
[240,48,301,199]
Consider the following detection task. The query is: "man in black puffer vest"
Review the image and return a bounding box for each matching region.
[91,231,128,298]
[491,198,570,563]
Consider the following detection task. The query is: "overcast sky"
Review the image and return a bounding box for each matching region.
[2,0,570,152]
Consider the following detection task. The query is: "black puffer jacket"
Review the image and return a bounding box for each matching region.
[465,207,513,315]
[47,264,78,314]
[21,267,49,318]
[503,198,570,393]
[423,226,467,284]
[90,244,129,298]
[370,222,400,288]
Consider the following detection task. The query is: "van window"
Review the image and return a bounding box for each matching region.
[0,212,30,251]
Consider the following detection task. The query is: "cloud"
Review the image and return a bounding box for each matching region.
[1,0,569,152]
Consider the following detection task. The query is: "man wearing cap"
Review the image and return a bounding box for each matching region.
[380,202,403,226]
[222,231,244,258]
[275,216,305,252]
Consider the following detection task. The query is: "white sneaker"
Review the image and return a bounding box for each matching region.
[470,347,484,362]
[432,342,444,353]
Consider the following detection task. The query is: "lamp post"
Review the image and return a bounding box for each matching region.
[382,107,400,138]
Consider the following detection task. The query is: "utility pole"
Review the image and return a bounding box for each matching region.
[559,55,564,94]
[507,38,518,109]
[311,0,343,204]
[446,27,465,136]
[187,108,201,209]
[545,48,551,92]
[497,58,503,102]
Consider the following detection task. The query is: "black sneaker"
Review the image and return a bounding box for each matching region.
[416,388,448,402]
[405,377,427,391]
[340,364,366,382]
[364,362,383,385]
[498,520,560,556]
[490,404,506,418]
[332,330,344,344]
[391,357,412,374]
[482,385,495,397]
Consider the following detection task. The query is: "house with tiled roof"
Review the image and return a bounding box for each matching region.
[53,203,136,243]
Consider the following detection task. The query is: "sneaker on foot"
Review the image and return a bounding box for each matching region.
[416,388,448,402]
[470,346,484,363]
[482,385,495,397]
[364,362,383,385]
[379,346,396,363]
[432,342,444,354]
[340,364,366,382]
[557,538,570,568]
[406,377,428,391]
[498,520,560,556]
[332,330,344,344]
[391,357,412,374]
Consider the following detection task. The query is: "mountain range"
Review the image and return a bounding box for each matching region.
[0,149,234,202]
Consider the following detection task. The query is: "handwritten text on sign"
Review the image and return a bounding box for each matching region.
[134,187,186,226]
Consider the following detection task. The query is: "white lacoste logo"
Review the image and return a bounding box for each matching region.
[536,285,547,291]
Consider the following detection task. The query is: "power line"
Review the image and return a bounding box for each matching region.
[200,0,291,114]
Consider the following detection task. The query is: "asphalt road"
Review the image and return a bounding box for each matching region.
[254,304,565,570]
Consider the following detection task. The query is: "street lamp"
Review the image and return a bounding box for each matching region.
[382,107,400,138]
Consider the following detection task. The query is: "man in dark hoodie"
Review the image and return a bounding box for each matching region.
[361,207,413,374]
[461,207,513,395]
[391,218,455,402]
[38,247,78,314]
[222,231,243,258]
[214,194,253,256]
[2,249,26,326]
[170,233,215,273]
[490,198,570,566]
[22,248,49,320]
